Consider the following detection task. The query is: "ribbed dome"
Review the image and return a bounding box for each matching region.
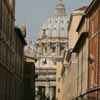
[38,15,68,39]
[37,0,68,39]
[35,0,68,66]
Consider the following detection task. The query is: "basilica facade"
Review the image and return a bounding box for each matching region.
[35,0,68,100]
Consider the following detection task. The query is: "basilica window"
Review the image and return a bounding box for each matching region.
[52,46,56,53]
[44,46,47,54]
[60,45,65,55]
[42,58,47,65]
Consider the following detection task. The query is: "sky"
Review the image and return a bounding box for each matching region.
[15,0,91,43]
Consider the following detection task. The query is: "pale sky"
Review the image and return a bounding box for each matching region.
[15,0,91,43]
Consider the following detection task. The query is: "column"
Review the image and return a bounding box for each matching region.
[50,87,54,100]
[45,85,50,100]
[56,43,60,56]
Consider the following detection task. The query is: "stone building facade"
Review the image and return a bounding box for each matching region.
[0,0,26,99]
[62,0,100,100]
[73,0,100,99]
[72,0,100,99]
[0,0,16,99]
[68,7,86,49]
[85,0,100,99]
[56,61,63,100]
[73,18,88,100]
[35,0,68,100]
[61,7,87,100]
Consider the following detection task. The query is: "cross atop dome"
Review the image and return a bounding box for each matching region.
[55,0,65,16]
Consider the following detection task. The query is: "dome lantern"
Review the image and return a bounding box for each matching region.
[55,0,65,16]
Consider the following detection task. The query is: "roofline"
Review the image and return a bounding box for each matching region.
[76,15,85,32]
[74,6,88,11]
[76,0,98,32]
[67,11,85,31]
[85,0,98,15]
